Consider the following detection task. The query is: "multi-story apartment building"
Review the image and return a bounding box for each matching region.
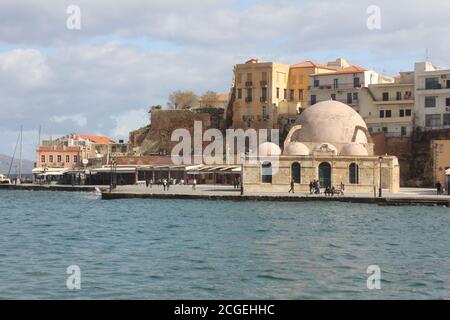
[36,145,82,169]
[360,72,415,137]
[308,59,394,113]
[414,61,450,130]
[232,59,290,130]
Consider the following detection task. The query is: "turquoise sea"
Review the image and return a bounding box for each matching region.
[0,190,449,299]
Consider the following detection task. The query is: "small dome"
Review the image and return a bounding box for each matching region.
[259,142,282,156]
[283,142,310,156]
[290,100,369,144]
[313,143,338,155]
[340,143,368,156]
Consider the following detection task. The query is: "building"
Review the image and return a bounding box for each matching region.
[243,100,400,193]
[277,60,337,131]
[431,140,450,187]
[360,71,415,137]
[232,58,290,130]
[308,59,394,113]
[414,61,450,130]
[33,133,115,182]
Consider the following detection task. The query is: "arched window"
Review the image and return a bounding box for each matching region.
[261,161,272,183]
[349,163,359,184]
[291,162,301,183]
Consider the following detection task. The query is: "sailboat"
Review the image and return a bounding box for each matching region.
[7,126,23,184]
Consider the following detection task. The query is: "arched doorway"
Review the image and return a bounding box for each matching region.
[318,162,331,188]
[291,162,301,183]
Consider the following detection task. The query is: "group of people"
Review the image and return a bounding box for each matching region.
[144,178,197,191]
[435,181,446,195]
[309,180,321,194]
[306,180,345,196]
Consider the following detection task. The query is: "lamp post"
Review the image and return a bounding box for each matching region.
[378,156,383,198]
[240,153,244,195]
[110,157,116,192]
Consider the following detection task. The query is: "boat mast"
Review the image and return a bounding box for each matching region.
[19,125,23,180]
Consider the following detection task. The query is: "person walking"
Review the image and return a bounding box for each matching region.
[145,179,149,188]
[340,181,345,196]
[436,181,442,195]
[149,179,153,188]
[163,179,167,191]
[167,179,170,191]
[192,178,197,190]
[288,179,295,193]
[309,181,313,194]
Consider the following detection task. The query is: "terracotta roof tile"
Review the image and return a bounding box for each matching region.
[311,65,368,76]
[291,60,336,70]
[78,134,114,144]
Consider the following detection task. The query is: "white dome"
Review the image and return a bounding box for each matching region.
[340,143,369,156]
[283,142,310,156]
[313,143,338,155]
[291,100,369,144]
[258,142,282,156]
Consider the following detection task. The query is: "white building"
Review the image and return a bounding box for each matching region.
[308,59,394,113]
[414,62,450,130]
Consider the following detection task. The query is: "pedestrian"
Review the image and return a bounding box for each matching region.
[309,181,313,194]
[150,179,153,188]
[288,179,295,193]
[192,178,197,190]
[340,181,345,196]
[436,181,442,195]
[163,179,167,191]
[145,179,149,188]
[167,179,170,191]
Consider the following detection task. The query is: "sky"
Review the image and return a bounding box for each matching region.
[1,0,450,161]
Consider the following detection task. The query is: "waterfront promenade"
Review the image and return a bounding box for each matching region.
[1,183,449,206]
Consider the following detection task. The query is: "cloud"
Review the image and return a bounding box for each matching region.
[1,0,450,160]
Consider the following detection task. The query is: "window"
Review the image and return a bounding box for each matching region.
[382,127,388,133]
[283,88,287,99]
[310,95,316,105]
[425,114,441,127]
[261,162,272,183]
[261,87,267,101]
[289,89,294,101]
[237,73,242,84]
[298,89,303,101]
[447,80,450,89]
[405,109,412,116]
[276,88,280,99]
[314,79,319,87]
[247,88,252,101]
[379,110,385,118]
[246,73,252,81]
[353,77,360,87]
[401,126,407,136]
[333,79,339,89]
[331,94,336,100]
[262,106,267,117]
[399,109,405,117]
[49,155,53,163]
[347,93,353,104]
[404,91,412,99]
[57,155,62,163]
[425,77,440,89]
[349,163,359,184]
[66,155,70,163]
[425,96,436,108]
[74,155,78,163]
[41,155,45,163]
[444,114,450,126]
[353,92,358,101]
[396,92,402,100]
[121,146,127,153]
[261,72,267,81]
[237,88,242,99]
[446,98,450,106]
[382,92,389,101]
[386,110,392,118]
[291,162,301,183]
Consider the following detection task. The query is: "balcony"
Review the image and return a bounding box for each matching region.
[245,97,253,103]
[245,81,253,87]
[260,80,268,87]
[260,97,268,103]
[308,83,364,90]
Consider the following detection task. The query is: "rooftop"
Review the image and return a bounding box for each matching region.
[291,60,336,70]
[311,65,368,77]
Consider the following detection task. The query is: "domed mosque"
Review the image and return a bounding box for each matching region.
[243,100,400,193]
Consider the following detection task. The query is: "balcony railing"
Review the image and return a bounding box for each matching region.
[309,83,363,90]
[260,81,268,87]
[245,81,253,87]
[417,84,450,90]
[260,97,268,102]
[245,97,253,103]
